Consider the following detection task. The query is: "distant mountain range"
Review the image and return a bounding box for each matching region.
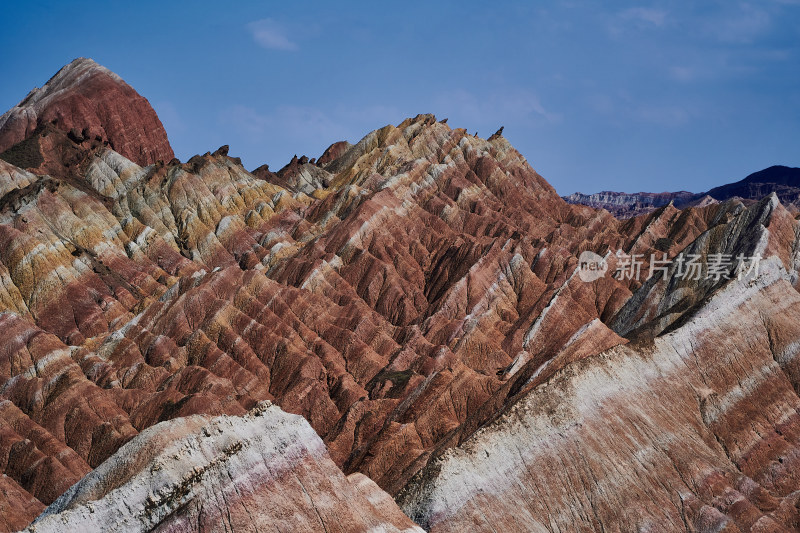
[564,165,800,217]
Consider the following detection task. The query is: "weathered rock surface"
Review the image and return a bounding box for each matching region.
[318,141,353,167]
[0,58,173,167]
[0,108,647,508]
[399,257,800,532]
[2,59,800,532]
[0,474,44,533]
[271,154,334,194]
[26,402,424,532]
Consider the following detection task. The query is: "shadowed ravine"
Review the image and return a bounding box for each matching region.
[1,59,800,532]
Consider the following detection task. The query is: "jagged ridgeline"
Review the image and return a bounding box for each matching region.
[1,59,800,532]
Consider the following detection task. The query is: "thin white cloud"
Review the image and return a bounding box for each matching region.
[709,3,771,44]
[247,19,298,51]
[620,7,668,26]
[606,7,668,36]
[222,105,339,138]
[583,91,693,127]
[586,93,616,115]
[668,66,695,82]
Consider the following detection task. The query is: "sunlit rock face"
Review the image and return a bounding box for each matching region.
[0,58,173,167]
[2,60,800,532]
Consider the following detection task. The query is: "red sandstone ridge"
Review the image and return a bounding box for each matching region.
[317,140,352,167]
[3,60,800,532]
[0,58,173,167]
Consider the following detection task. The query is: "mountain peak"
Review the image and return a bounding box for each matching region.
[0,58,173,166]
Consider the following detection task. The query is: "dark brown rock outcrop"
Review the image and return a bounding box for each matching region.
[317,140,352,167]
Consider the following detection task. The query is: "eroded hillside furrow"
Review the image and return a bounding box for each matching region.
[2,58,800,532]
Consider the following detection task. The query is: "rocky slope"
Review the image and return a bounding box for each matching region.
[25,402,423,533]
[398,206,800,531]
[564,165,800,218]
[0,58,173,168]
[2,59,800,532]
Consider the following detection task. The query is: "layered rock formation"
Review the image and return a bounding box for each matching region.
[2,60,800,532]
[26,402,424,533]
[0,58,173,167]
[398,216,800,532]
[261,154,334,194]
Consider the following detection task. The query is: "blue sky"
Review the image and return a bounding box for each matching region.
[1,1,798,194]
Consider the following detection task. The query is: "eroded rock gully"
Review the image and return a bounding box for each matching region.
[2,60,800,532]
